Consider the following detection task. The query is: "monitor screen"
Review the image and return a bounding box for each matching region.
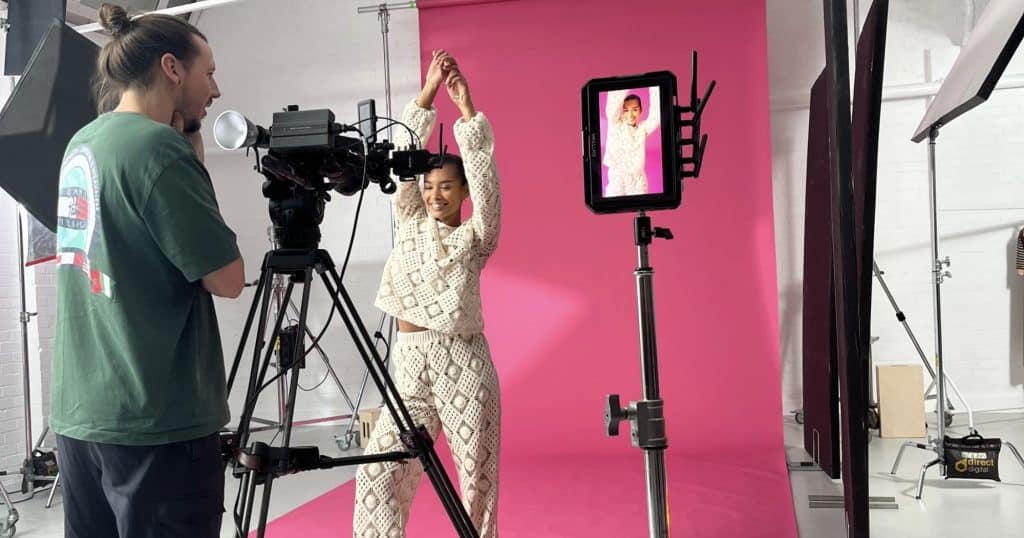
[582,71,679,214]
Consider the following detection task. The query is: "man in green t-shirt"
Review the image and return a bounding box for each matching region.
[52,5,243,537]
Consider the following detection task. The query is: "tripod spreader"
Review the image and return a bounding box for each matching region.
[235,443,324,481]
[229,424,440,479]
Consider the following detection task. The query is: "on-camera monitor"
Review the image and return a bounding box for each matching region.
[583,71,678,214]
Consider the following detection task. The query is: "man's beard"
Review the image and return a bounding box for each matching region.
[184,118,202,134]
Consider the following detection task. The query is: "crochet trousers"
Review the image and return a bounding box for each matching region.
[353,330,501,537]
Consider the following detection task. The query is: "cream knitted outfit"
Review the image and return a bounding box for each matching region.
[373,101,500,337]
[354,100,501,538]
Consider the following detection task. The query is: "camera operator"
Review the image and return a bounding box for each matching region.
[353,50,503,537]
[50,4,243,537]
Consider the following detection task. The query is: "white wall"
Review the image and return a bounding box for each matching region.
[17,0,1021,467]
[195,0,423,426]
[770,0,1024,415]
[0,0,425,483]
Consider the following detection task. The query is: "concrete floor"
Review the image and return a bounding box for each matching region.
[7,410,1024,537]
[785,410,1024,538]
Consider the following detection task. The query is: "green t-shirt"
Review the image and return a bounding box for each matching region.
[51,112,240,445]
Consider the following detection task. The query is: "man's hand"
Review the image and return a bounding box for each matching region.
[186,130,204,163]
[172,111,205,163]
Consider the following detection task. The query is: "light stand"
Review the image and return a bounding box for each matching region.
[602,52,714,538]
[15,209,33,480]
[605,214,672,537]
[338,0,416,450]
[0,206,60,538]
[889,127,1024,498]
[16,213,65,504]
[872,259,973,429]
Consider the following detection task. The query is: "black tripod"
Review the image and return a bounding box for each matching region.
[223,247,478,538]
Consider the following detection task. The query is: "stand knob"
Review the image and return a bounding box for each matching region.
[605,394,630,436]
[934,257,952,284]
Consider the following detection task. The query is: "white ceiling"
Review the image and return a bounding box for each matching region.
[65,1,196,26]
[65,1,100,25]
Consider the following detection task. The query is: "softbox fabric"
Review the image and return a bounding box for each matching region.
[3,0,67,76]
[912,0,1024,141]
[0,21,99,232]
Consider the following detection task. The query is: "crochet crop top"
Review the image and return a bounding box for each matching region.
[374,100,500,336]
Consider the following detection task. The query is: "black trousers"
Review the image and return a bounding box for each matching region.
[56,433,224,538]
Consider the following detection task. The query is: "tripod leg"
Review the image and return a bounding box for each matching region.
[318,266,478,537]
[253,267,316,538]
[231,269,295,538]
[354,408,438,535]
[45,472,58,508]
[228,254,271,393]
[288,300,357,411]
[227,262,279,538]
[255,477,275,538]
[280,267,313,448]
[418,437,477,534]
[33,425,50,451]
[238,286,298,537]
[234,267,279,439]
[890,441,913,475]
[232,471,250,538]
[237,282,296,450]
[321,273,413,429]
[1004,441,1024,470]
[916,458,941,500]
[239,470,259,537]
[340,315,394,445]
[876,260,964,419]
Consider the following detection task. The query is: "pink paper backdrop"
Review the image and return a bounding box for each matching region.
[599,87,665,196]
[418,0,782,462]
[265,1,796,536]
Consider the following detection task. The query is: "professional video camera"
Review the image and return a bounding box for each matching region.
[213,100,439,249]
